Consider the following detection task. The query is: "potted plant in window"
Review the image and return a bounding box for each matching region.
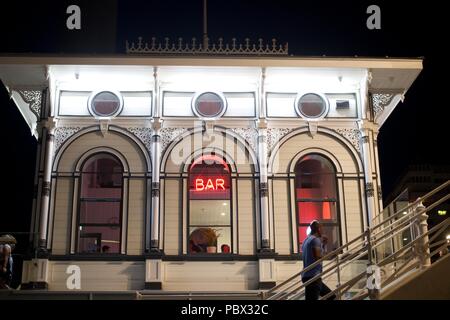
[203,228,221,253]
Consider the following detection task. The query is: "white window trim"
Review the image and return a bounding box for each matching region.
[294,92,330,120]
[88,90,124,118]
[191,91,228,119]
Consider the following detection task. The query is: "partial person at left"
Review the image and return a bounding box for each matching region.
[0,234,16,289]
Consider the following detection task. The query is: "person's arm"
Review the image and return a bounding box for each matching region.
[312,238,323,260]
[2,246,10,273]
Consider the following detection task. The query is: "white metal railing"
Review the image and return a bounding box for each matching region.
[264,180,450,300]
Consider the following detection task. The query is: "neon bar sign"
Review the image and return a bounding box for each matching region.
[195,178,225,191]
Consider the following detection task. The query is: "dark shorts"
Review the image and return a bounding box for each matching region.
[302,277,336,300]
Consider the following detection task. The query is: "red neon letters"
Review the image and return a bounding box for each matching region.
[195,178,225,191]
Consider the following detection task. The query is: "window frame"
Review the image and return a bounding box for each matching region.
[294,92,330,119]
[87,90,124,118]
[294,153,342,253]
[75,152,124,255]
[191,91,228,119]
[187,154,233,255]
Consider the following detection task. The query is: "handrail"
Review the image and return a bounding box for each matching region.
[368,195,450,266]
[264,180,449,300]
[371,193,450,241]
[137,291,263,300]
[266,230,367,295]
[371,180,449,228]
[267,241,370,300]
[376,218,448,268]
[349,218,450,300]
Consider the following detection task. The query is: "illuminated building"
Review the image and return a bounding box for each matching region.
[0,39,422,291]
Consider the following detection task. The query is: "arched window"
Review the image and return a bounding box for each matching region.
[77,153,123,254]
[188,155,231,254]
[295,154,340,252]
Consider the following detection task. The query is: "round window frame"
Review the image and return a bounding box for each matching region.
[294,92,329,119]
[191,91,227,119]
[88,90,124,118]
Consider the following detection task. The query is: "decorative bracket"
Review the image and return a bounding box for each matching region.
[307,121,318,137]
[14,89,43,120]
[99,119,110,137]
[372,93,395,118]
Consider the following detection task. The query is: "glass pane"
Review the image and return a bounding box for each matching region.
[81,154,123,198]
[298,93,326,118]
[92,91,120,116]
[297,201,337,224]
[188,227,231,254]
[189,155,230,200]
[81,173,122,198]
[78,226,121,253]
[298,226,309,250]
[295,155,336,200]
[78,153,123,254]
[190,200,230,226]
[79,201,121,224]
[83,154,123,173]
[189,175,230,200]
[195,92,224,117]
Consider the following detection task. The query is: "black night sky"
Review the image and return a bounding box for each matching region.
[0,0,448,273]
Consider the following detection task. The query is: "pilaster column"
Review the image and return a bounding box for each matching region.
[258,127,270,251]
[359,122,377,226]
[38,117,57,249]
[150,119,162,252]
[30,123,43,248]
[359,71,378,226]
[372,129,384,213]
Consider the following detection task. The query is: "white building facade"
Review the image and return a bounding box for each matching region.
[0,53,422,291]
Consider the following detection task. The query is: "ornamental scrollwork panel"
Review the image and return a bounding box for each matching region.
[365,182,375,198]
[127,127,153,155]
[54,127,83,153]
[16,90,43,119]
[229,128,258,154]
[334,128,361,153]
[372,93,394,119]
[160,128,188,155]
[266,128,293,153]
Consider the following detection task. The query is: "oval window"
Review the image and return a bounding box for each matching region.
[193,92,226,118]
[89,91,122,117]
[296,93,328,118]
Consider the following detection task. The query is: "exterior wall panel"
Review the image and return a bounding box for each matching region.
[237,179,255,254]
[272,179,291,254]
[49,261,145,291]
[164,179,181,255]
[163,261,258,291]
[51,178,72,254]
[127,179,146,254]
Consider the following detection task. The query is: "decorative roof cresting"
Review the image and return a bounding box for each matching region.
[126,37,289,56]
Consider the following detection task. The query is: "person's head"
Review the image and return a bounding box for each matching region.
[309,220,322,237]
[0,234,16,251]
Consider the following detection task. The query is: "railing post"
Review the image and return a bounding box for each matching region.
[336,254,342,300]
[366,228,380,300]
[415,201,431,269]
